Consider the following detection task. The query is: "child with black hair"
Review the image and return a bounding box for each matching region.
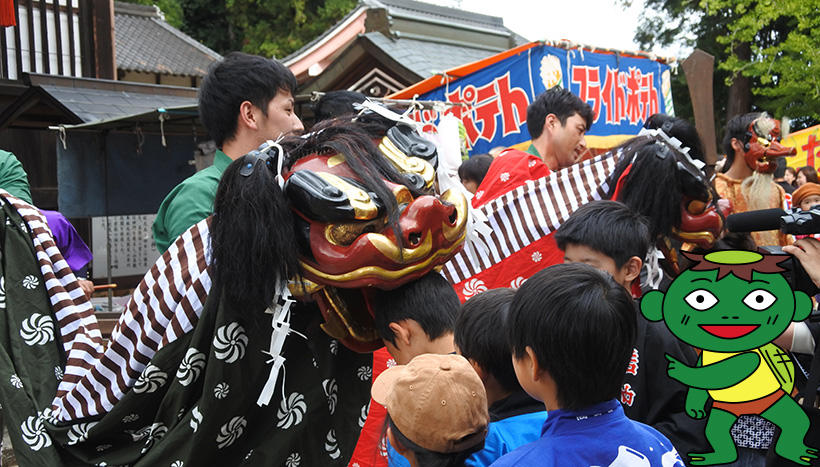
[491,263,683,466]
[370,273,461,466]
[458,154,493,194]
[554,200,707,463]
[454,289,546,466]
[371,273,460,365]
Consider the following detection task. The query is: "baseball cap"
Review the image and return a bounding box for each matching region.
[371,353,489,454]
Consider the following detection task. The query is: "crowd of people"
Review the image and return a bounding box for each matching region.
[0,50,818,467]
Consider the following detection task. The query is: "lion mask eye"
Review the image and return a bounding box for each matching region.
[325,218,388,246]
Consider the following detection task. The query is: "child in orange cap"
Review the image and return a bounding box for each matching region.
[792,182,820,211]
[372,353,490,467]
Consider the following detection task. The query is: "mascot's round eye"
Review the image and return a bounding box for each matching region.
[684,289,718,311]
[742,289,776,311]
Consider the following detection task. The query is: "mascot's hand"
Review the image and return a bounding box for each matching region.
[665,354,687,383]
[684,388,709,419]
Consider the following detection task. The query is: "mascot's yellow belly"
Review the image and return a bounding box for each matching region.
[702,349,779,402]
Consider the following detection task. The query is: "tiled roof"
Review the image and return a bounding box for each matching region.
[114,2,222,77]
[362,32,495,79]
[27,73,197,123]
[369,0,510,35]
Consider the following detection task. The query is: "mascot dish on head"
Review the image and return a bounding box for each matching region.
[0,108,468,466]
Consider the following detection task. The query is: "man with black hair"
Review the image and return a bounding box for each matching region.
[152,52,304,253]
[455,288,546,467]
[472,87,592,206]
[554,200,707,463]
[371,273,459,365]
[491,263,683,466]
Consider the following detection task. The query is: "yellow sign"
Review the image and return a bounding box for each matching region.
[782,124,820,169]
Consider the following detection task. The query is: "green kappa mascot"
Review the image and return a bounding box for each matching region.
[641,250,818,465]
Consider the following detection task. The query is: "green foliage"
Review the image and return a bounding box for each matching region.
[704,0,820,126]
[121,0,357,59]
[226,0,357,58]
[627,0,820,130]
[174,0,356,58]
[120,0,185,28]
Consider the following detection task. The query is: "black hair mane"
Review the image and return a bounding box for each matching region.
[606,136,719,241]
[210,115,428,317]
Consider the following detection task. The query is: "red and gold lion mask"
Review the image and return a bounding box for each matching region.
[283,124,468,352]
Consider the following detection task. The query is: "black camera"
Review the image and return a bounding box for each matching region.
[726,207,820,302]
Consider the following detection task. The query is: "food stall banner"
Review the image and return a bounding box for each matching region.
[401,43,675,154]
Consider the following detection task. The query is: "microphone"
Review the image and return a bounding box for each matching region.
[725,209,787,233]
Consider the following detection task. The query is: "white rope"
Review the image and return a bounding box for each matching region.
[257,280,300,407]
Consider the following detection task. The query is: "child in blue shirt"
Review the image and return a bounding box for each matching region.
[491,263,685,466]
[454,288,547,466]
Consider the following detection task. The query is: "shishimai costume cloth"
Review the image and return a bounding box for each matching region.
[0,191,371,466]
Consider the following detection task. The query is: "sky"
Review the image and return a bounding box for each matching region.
[426,0,688,59]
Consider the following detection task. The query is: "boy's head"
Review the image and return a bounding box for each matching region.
[371,273,460,364]
[507,263,637,411]
[372,353,488,464]
[454,288,520,397]
[458,154,493,194]
[199,52,303,148]
[555,200,650,290]
[792,182,820,211]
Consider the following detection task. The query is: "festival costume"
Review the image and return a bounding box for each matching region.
[714,172,789,247]
[471,146,549,208]
[0,149,32,204]
[624,318,709,461]
[465,390,546,467]
[489,399,684,467]
[42,210,93,276]
[152,150,232,253]
[0,113,470,466]
[0,192,372,465]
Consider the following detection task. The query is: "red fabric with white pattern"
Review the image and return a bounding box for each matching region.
[445,151,617,301]
[472,149,550,208]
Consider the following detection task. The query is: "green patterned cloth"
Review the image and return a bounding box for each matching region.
[0,195,372,466]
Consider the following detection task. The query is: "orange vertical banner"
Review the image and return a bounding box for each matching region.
[0,0,16,27]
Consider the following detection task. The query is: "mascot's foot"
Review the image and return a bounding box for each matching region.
[688,451,737,466]
[773,445,818,466]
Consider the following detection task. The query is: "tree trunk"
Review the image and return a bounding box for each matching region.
[726,42,752,119]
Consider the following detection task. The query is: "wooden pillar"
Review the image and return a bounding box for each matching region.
[682,49,718,168]
[91,0,114,79]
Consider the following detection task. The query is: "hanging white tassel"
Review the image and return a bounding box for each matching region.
[257,281,301,407]
[423,114,492,260]
[642,246,665,291]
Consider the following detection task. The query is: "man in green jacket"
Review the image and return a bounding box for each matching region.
[152,52,304,253]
